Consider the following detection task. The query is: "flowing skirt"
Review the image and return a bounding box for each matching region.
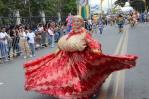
[24,49,137,99]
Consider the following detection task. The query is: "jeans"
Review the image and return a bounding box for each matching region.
[41,32,47,46]
[54,32,60,42]
[67,26,72,32]
[99,28,103,34]
[29,43,35,55]
[0,42,8,61]
[15,44,21,56]
[48,35,55,48]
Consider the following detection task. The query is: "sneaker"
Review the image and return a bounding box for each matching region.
[24,56,27,59]
[4,59,9,62]
[0,61,3,64]
[5,59,9,61]
[29,55,32,58]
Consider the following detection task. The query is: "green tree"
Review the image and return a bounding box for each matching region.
[130,0,145,13]
[0,0,4,11]
[114,0,127,7]
[63,0,77,15]
[1,0,25,14]
[30,0,53,15]
[0,0,78,24]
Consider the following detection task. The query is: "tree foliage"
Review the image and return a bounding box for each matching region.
[114,0,127,7]
[63,0,77,15]
[0,0,77,17]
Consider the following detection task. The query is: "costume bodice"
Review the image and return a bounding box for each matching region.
[58,32,87,52]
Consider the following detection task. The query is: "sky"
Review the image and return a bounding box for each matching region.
[89,0,117,11]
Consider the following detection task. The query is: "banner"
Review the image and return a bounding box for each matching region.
[79,0,88,6]
[79,0,90,19]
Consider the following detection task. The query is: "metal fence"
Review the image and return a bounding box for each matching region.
[0,30,63,64]
[0,16,59,26]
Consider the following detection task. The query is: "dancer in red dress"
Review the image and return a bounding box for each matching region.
[24,15,138,99]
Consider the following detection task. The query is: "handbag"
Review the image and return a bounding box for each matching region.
[27,37,30,41]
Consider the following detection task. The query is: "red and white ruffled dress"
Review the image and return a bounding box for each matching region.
[24,28,137,99]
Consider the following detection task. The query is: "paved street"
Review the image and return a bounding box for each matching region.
[0,24,149,99]
[125,23,149,99]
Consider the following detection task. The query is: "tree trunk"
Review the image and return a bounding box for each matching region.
[39,10,46,25]
[57,12,61,23]
[14,10,21,25]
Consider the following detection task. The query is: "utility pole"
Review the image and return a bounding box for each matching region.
[101,2,102,14]
[100,0,103,14]
[111,0,113,9]
[144,0,147,12]
[76,0,79,15]
[108,0,110,10]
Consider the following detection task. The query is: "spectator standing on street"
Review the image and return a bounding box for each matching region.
[84,19,92,32]
[48,22,55,48]
[37,23,47,47]
[54,23,61,42]
[61,22,67,35]
[98,16,104,35]
[0,27,9,62]
[37,24,44,32]
[27,29,36,57]
[117,15,125,33]
[34,23,43,48]
[92,22,97,34]
[18,27,31,59]
[66,14,73,32]
[14,27,21,57]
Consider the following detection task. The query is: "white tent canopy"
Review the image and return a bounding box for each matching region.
[124,2,130,7]
[121,6,134,12]
[121,2,134,12]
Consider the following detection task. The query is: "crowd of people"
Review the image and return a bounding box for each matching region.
[0,11,148,64]
[0,22,67,63]
[84,11,149,34]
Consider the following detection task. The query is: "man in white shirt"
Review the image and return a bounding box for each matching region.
[27,29,36,57]
[0,27,9,62]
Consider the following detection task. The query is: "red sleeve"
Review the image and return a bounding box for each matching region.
[85,33,101,50]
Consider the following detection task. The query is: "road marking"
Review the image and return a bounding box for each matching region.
[98,74,112,99]
[112,71,125,99]
[0,82,4,86]
[98,26,127,99]
[111,25,129,99]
